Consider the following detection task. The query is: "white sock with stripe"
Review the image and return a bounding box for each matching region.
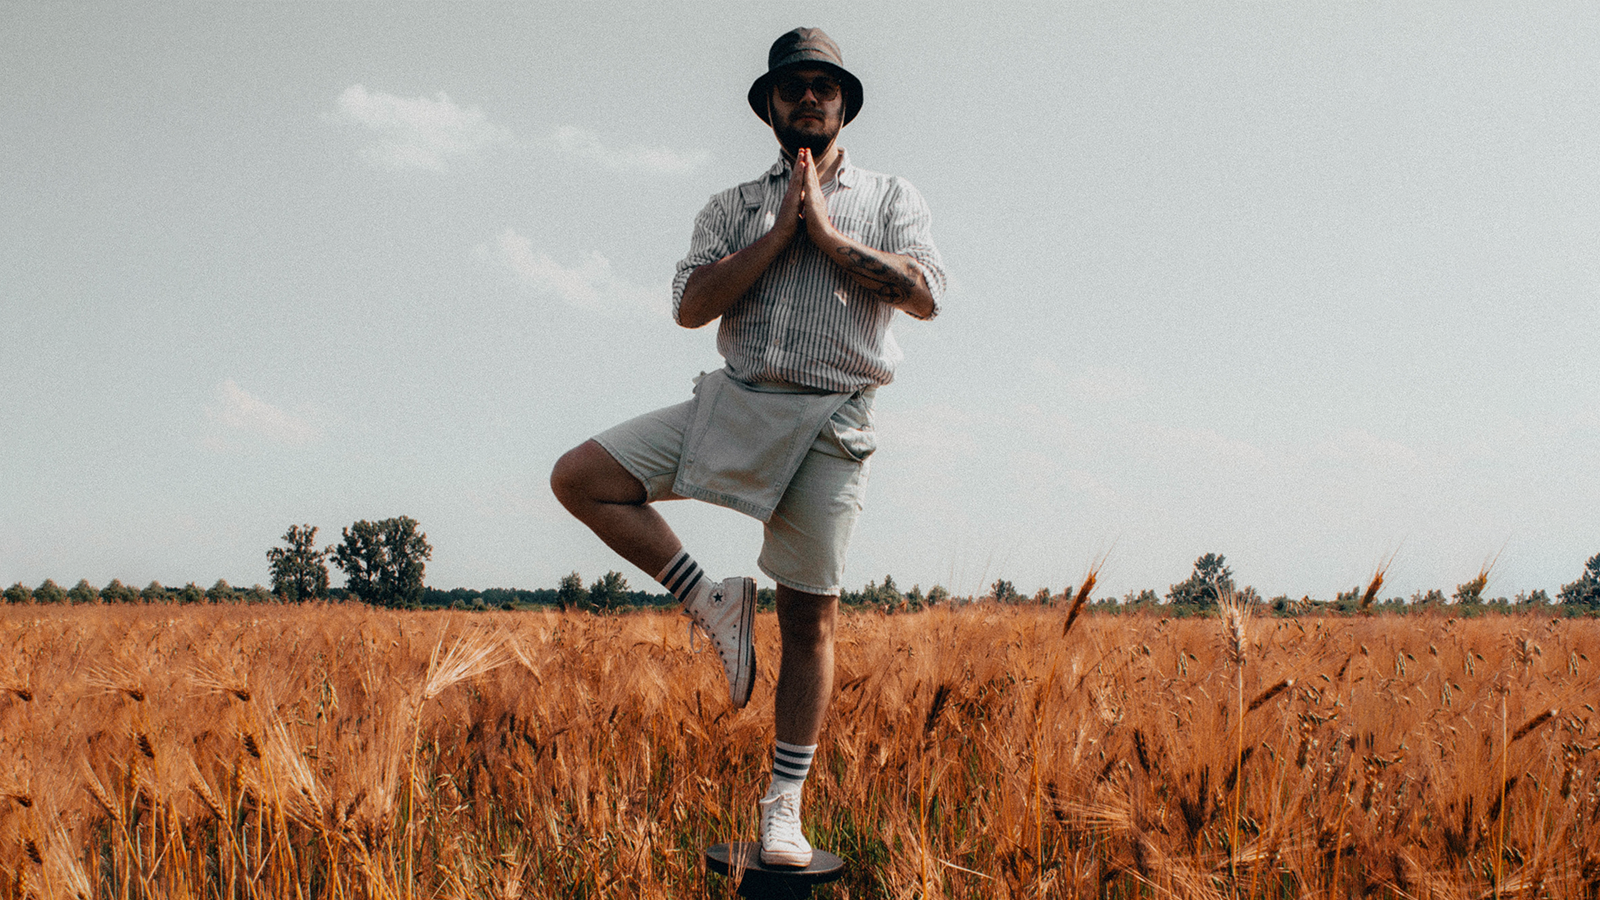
[770,740,817,794]
[657,549,711,609]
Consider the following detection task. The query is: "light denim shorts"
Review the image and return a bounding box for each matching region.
[594,390,875,596]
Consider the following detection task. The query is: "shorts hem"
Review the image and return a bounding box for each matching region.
[592,434,667,501]
[758,560,839,597]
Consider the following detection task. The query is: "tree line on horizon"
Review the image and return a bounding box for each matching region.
[8,522,1600,616]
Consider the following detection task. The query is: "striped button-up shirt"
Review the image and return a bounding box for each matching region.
[671,150,946,393]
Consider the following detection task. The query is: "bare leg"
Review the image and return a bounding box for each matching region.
[549,440,682,578]
[773,585,838,745]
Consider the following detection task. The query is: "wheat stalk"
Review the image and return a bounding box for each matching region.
[4,601,1593,898]
[422,629,510,701]
[1062,550,1111,638]
[1360,548,1399,611]
[1215,586,1256,896]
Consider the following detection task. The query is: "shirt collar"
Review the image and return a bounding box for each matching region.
[768,148,857,188]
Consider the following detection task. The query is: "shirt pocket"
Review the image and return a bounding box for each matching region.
[737,186,779,249]
[830,213,880,248]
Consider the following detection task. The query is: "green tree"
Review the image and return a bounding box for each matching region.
[878,574,904,608]
[267,524,330,602]
[207,579,235,603]
[556,571,585,612]
[141,581,167,603]
[1168,553,1233,613]
[926,585,950,607]
[990,579,1020,604]
[331,516,433,608]
[35,579,66,604]
[1125,589,1160,610]
[67,579,100,604]
[1453,572,1488,607]
[4,583,33,604]
[1559,553,1600,612]
[101,579,137,604]
[587,571,630,612]
[1411,589,1446,608]
[1516,589,1551,608]
[840,579,870,607]
[177,582,205,604]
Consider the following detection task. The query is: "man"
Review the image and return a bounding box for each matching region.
[549,27,944,867]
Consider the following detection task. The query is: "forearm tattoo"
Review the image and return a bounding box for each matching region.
[835,245,926,302]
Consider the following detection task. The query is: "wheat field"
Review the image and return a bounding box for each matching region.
[1,602,1596,899]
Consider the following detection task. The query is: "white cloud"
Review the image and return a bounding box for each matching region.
[205,380,319,448]
[476,228,666,317]
[551,125,709,174]
[328,88,701,175]
[335,84,511,171]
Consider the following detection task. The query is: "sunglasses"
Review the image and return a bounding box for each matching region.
[774,76,842,103]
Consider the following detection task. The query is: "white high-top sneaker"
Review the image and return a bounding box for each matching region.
[682,576,756,708]
[759,781,813,867]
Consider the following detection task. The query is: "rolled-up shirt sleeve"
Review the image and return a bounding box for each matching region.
[671,192,736,325]
[882,177,946,319]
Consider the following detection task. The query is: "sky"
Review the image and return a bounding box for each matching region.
[3,2,1597,603]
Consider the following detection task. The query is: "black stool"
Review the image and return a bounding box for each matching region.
[704,842,845,899]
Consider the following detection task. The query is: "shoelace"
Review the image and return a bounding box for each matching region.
[685,590,728,657]
[762,790,805,844]
[686,621,735,665]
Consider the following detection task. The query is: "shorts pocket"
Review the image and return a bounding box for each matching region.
[826,393,876,462]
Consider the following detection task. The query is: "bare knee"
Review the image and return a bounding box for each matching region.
[549,445,586,511]
[777,587,838,651]
[550,440,646,511]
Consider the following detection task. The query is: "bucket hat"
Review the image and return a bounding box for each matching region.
[747,27,863,125]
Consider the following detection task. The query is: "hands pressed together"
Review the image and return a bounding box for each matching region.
[771,147,837,248]
[677,147,935,327]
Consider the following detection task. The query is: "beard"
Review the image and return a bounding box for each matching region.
[773,106,841,158]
